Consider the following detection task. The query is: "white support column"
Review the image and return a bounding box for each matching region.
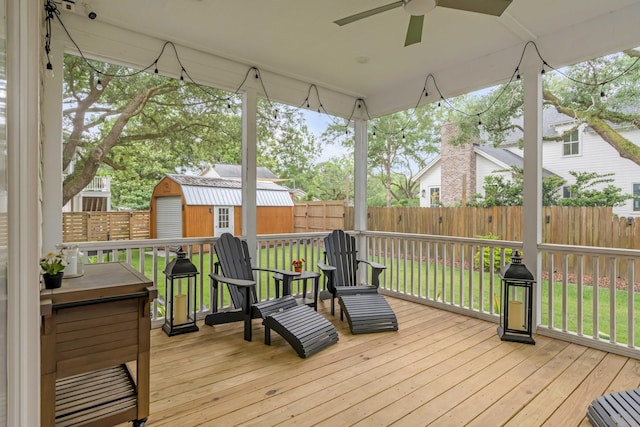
[242,88,257,255]
[42,31,64,251]
[353,119,368,266]
[7,0,42,425]
[522,62,543,331]
[353,119,368,231]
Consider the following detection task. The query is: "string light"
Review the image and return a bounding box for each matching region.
[45,62,54,79]
[600,85,608,102]
[42,0,640,141]
[402,132,406,142]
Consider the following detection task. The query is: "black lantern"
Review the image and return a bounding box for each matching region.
[497,250,535,345]
[162,247,199,336]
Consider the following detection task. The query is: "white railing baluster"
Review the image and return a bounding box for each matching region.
[562,253,568,332]
[628,259,635,348]
[610,257,617,343]
[577,254,583,337]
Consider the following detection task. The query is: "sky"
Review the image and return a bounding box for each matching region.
[301,109,347,162]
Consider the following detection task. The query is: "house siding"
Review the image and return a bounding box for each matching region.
[508,126,640,215]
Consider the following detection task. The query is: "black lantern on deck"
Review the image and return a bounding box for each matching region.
[498,250,535,345]
[162,247,199,336]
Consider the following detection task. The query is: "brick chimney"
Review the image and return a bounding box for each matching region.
[440,123,476,206]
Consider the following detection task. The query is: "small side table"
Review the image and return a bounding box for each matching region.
[273,271,320,310]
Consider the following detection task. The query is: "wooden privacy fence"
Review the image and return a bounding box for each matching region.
[293,201,346,233]
[62,212,150,242]
[357,206,640,250]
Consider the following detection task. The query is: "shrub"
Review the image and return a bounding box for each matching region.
[474,233,512,272]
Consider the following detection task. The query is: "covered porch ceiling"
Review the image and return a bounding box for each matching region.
[61,0,640,119]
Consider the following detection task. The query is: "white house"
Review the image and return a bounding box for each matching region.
[417,113,640,216]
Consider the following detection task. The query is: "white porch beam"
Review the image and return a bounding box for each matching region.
[57,13,357,119]
[6,0,42,425]
[522,60,543,331]
[242,88,257,253]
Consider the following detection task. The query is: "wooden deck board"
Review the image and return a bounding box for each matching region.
[116,296,639,426]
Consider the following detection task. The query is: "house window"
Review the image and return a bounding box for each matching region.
[218,207,230,228]
[562,128,580,156]
[563,186,572,199]
[634,183,640,212]
[429,186,441,207]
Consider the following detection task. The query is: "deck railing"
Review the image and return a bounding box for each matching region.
[72,231,640,358]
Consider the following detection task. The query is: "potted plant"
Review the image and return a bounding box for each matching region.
[291,258,305,273]
[40,249,67,289]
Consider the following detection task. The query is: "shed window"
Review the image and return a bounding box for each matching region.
[633,183,640,212]
[218,207,230,228]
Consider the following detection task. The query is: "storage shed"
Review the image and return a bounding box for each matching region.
[150,174,294,239]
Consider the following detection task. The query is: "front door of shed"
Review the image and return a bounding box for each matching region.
[214,206,234,237]
[156,196,182,238]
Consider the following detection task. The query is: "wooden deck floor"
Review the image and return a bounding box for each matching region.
[132,297,640,426]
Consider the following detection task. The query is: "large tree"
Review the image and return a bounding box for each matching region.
[63,55,240,208]
[323,106,441,207]
[449,49,640,165]
[63,56,322,210]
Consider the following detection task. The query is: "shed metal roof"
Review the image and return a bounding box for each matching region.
[166,174,293,207]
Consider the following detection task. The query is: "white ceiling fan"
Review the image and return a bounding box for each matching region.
[334,0,513,47]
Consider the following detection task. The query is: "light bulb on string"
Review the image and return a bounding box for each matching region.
[477,114,482,126]
[516,68,521,80]
[96,79,103,91]
[274,110,278,119]
[373,130,376,137]
[45,62,54,79]
[402,132,406,143]
[180,68,185,82]
[227,98,232,110]
[600,86,608,103]
[154,63,159,74]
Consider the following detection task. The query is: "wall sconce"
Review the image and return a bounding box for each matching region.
[421,189,426,198]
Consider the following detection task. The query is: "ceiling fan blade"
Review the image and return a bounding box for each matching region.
[404,15,424,46]
[436,0,512,16]
[334,0,404,26]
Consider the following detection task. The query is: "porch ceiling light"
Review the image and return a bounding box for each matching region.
[403,0,436,16]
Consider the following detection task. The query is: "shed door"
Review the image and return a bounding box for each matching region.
[214,206,234,237]
[156,196,182,239]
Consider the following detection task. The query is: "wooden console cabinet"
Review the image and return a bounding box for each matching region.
[40,263,156,427]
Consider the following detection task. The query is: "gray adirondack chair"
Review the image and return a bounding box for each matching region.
[205,233,338,358]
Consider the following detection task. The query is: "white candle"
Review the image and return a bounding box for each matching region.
[174,294,188,324]
[508,300,523,330]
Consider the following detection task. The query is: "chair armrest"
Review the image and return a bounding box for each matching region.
[317,261,336,272]
[252,267,300,278]
[209,273,255,288]
[356,259,385,288]
[357,259,386,270]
